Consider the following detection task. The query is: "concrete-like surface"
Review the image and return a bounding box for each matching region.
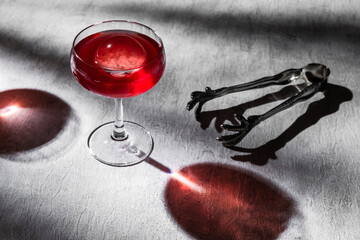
[1,0,359,239]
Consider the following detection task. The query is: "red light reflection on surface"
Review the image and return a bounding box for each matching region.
[145,158,205,193]
[171,172,205,193]
[0,89,72,154]
[165,163,294,240]
[0,104,20,117]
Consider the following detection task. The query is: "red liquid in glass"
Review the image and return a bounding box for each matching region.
[71,30,165,98]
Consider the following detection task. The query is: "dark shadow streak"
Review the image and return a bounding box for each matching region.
[0,30,74,85]
[197,83,307,132]
[0,191,72,239]
[105,4,360,55]
[229,83,353,165]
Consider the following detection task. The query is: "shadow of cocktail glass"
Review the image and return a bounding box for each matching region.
[145,157,294,240]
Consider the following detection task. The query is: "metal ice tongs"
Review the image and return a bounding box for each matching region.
[187,63,330,146]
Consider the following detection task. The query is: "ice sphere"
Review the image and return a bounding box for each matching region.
[94,35,147,70]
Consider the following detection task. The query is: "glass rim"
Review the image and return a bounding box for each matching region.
[71,20,164,72]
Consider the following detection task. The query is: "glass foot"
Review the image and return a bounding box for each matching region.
[88,121,153,167]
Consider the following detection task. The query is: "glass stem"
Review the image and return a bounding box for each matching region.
[112,98,128,141]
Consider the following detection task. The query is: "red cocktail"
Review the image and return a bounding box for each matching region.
[70,20,166,166]
[71,30,165,98]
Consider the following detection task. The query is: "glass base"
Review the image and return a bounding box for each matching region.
[88,121,153,167]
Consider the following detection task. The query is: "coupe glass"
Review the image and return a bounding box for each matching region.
[70,20,165,166]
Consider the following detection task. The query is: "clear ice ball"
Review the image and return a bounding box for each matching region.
[94,35,147,70]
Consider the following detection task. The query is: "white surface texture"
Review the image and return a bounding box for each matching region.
[0,0,360,239]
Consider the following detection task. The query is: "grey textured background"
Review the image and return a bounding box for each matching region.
[1,0,360,239]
